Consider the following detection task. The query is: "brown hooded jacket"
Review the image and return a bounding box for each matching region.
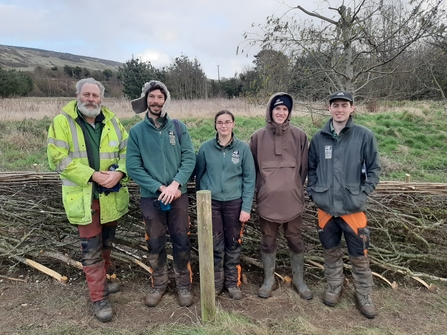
[249,92,308,223]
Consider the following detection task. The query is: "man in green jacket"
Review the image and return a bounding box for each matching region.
[47,78,129,322]
[127,80,196,308]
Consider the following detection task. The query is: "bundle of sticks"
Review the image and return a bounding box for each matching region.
[0,172,446,290]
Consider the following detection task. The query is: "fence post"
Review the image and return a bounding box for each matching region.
[196,190,216,321]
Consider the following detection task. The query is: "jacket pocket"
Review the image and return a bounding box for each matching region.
[344,184,367,212]
[310,185,330,210]
[115,187,130,213]
[63,188,90,222]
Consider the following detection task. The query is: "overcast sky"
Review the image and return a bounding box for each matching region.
[0,0,302,80]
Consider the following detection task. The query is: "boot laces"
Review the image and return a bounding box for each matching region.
[149,288,163,294]
[178,289,192,296]
[328,284,342,294]
[357,293,373,306]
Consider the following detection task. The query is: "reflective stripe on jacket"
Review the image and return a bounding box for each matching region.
[47,100,129,225]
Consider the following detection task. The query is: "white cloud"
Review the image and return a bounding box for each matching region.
[0,0,300,79]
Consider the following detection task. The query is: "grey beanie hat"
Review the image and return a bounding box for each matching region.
[131,80,171,117]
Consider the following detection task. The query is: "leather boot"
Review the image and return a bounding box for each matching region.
[145,287,166,307]
[323,247,345,307]
[227,287,242,300]
[93,299,113,322]
[290,251,313,300]
[258,252,277,298]
[350,255,375,319]
[177,288,194,307]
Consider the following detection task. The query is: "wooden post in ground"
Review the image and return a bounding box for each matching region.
[196,190,216,322]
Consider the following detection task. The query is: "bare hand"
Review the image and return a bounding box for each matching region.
[92,171,123,188]
[158,181,180,204]
[101,171,124,188]
[239,210,251,223]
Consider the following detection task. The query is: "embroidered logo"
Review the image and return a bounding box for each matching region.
[169,131,176,145]
[231,150,240,164]
[325,145,332,159]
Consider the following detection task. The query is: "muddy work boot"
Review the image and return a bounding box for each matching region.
[258,252,277,298]
[355,292,376,319]
[177,288,194,307]
[323,284,343,307]
[145,287,166,307]
[93,299,113,322]
[290,251,313,300]
[227,287,242,300]
[107,281,119,294]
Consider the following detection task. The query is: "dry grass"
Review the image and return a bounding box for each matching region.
[0,97,267,121]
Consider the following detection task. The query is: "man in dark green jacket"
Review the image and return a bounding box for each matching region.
[307,91,381,319]
[126,80,196,308]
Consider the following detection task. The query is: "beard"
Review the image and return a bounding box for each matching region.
[77,100,101,118]
[148,103,163,116]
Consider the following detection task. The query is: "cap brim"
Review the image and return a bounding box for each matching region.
[131,96,147,114]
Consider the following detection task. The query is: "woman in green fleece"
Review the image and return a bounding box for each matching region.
[195,110,256,300]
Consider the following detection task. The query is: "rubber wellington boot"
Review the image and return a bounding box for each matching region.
[290,251,313,300]
[350,255,375,319]
[323,247,345,307]
[258,252,277,298]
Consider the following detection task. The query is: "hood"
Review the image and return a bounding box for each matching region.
[131,80,171,118]
[265,92,293,124]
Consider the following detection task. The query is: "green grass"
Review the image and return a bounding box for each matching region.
[1,107,447,182]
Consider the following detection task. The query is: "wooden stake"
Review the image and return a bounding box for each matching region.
[196,190,216,322]
[25,258,68,284]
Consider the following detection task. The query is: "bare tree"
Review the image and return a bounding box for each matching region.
[240,0,445,101]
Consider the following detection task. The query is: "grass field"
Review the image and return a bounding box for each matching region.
[1,97,446,182]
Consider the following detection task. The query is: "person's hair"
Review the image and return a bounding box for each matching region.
[214,110,234,124]
[147,82,167,100]
[76,78,105,98]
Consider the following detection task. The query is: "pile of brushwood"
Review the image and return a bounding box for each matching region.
[0,172,446,289]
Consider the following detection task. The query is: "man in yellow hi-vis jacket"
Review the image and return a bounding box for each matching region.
[47,78,129,322]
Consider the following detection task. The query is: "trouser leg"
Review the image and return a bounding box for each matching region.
[141,198,169,290]
[212,200,225,293]
[167,194,192,290]
[222,199,243,289]
[78,200,109,302]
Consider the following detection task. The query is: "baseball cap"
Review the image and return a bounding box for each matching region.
[329,91,353,104]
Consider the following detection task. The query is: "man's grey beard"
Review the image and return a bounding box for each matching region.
[78,101,101,118]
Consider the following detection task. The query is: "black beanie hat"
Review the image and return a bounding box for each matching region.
[270,95,292,113]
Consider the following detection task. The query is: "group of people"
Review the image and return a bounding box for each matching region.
[47,78,381,323]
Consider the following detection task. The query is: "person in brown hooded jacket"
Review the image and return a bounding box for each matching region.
[249,92,312,300]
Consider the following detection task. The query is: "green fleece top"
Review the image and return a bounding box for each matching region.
[195,134,256,213]
[126,113,196,198]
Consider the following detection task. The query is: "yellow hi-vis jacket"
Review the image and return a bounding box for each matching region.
[47,100,129,225]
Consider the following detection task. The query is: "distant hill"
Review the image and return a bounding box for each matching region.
[0,45,122,72]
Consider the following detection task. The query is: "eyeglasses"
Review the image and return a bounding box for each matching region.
[216,120,233,127]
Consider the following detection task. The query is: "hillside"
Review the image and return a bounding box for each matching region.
[0,44,122,72]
